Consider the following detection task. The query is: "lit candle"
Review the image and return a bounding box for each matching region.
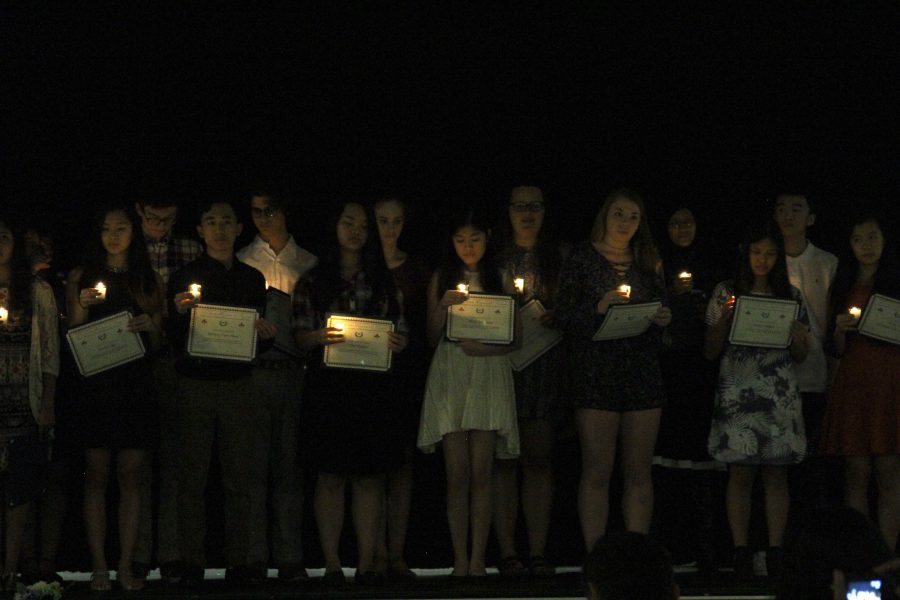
[95,282,107,301]
[332,321,345,332]
[514,278,525,294]
[618,284,631,299]
[849,306,862,320]
[678,271,692,281]
[189,283,202,300]
[0,307,7,324]
[265,280,270,290]
[456,283,469,295]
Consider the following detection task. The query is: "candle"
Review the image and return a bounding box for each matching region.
[456,283,469,295]
[678,271,692,281]
[849,306,862,320]
[332,321,345,332]
[514,278,525,294]
[189,283,202,300]
[265,280,270,290]
[618,284,631,299]
[0,307,7,324]
[95,282,107,301]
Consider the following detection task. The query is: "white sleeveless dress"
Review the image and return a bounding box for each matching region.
[417,273,520,458]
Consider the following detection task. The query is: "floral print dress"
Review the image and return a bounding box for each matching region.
[706,281,807,465]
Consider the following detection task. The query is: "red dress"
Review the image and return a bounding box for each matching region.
[821,285,900,456]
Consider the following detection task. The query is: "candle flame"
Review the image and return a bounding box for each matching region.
[456,283,469,294]
[678,271,692,280]
[618,284,631,298]
[514,278,525,293]
[0,307,7,321]
[849,306,862,319]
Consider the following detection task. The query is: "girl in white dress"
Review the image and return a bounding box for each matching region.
[417,207,520,577]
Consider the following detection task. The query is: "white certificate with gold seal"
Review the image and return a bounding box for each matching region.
[592,301,662,341]
[187,304,259,362]
[446,293,516,345]
[858,293,900,345]
[66,311,147,377]
[728,296,799,349]
[323,314,395,372]
[508,300,563,371]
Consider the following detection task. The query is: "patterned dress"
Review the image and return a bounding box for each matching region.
[0,300,34,441]
[499,244,565,421]
[706,282,807,465]
[554,241,667,412]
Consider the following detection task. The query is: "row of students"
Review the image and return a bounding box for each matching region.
[1,187,897,588]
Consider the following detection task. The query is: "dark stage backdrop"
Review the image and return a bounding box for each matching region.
[4,3,900,569]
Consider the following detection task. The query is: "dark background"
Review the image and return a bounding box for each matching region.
[4,3,900,569]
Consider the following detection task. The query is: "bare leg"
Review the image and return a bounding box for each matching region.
[874,455,900,550]
[619,409,661,534]
[442,432,470,576]
[116,449,146,584]
[4,502,32,576]
[845,456,872,517]
[84,449,111,574]
[726,465,758,547]
[351,475,384,575]
[38,462,69,578]
[314,473,347,573]
[519,419,554,559]
[760,466,789,547]
[492,457,518,559]
[576,409,619,550]
[468,430,496,576]
[386,447,414,567]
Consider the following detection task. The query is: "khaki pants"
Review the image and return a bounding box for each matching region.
[176,376,257,568]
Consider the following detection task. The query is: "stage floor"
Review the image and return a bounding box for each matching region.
[53,566,778,599]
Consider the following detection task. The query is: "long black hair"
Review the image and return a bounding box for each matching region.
[436,205,504,295]
[829,210,900,315]
[0,220,35,318]
[310,201,400,319]
[733,218,793,300]
[91,206,161,314]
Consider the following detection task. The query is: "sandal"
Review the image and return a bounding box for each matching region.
[90,570,112,592]
[527,555,556,577]
[497,555,527,577]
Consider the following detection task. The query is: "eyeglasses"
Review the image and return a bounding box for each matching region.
[510,202,545,213]
[142,212,176,227]
[251,207,280,219]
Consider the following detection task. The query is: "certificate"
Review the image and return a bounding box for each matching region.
[323,314,395,372]
[446,293,516,345]
[264,288,300,357]
[728,296,799,349]
[858,294,900,345]
[66,311,146,377]
[187,304,259,362]
[592,301,662,341]
[508,300,563,371]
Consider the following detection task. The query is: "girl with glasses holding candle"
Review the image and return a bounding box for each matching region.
[555,188,671,551]
[293,201,408,586]
[417,205,521,578]
[704,219,809,581]
[0,220,59,591]
[652,206,724,572]
[370,197,431,580]
[66,207,164,591]
[492,185,570,577]
[821,212,900,550]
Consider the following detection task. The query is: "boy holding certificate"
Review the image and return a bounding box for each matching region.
[167,200,277,588]
[237,191,317,582]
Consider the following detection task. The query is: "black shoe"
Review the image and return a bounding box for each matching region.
[277,563,309,582]
[355,570,387,586]
[321,570,346,589]
[225,564,266,587]
[733,546,754,581]
[160,561,183,585]
[131,561,150,580]
[766,546,784,581]
[179,564,205,589]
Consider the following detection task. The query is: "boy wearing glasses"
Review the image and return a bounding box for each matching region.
[237,192,317,582]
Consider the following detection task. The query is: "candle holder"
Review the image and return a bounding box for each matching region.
[95,282,107,301]
[618,284,631,299]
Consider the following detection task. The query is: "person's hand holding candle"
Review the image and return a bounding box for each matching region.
[440,284,470,307]
[596,286,631,315]
[834,308,860,336]
[79,283,107,307]
[173,284,202,315]
[513,277,525,294]
[673,271,693,295]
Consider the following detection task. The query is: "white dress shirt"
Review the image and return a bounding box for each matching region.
[237,235,318,295]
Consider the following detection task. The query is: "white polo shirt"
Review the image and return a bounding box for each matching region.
[786,241,838,393]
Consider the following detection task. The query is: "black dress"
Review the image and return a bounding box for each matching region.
[71,268,158,450]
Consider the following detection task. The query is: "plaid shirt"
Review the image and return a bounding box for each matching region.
[145,234,203,286]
